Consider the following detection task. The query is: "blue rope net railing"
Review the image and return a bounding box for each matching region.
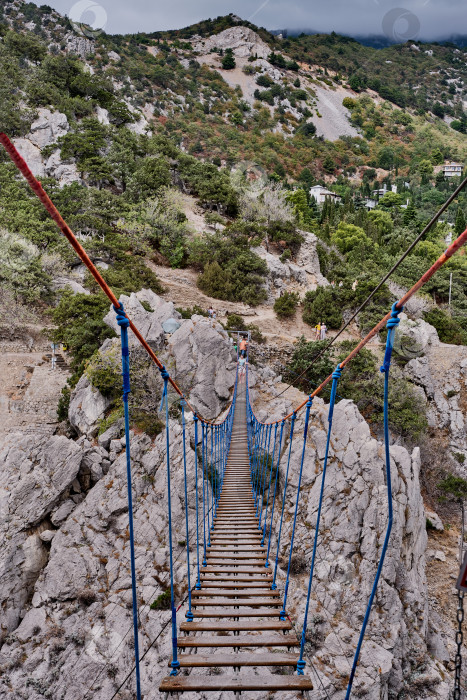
[244,301,406,696]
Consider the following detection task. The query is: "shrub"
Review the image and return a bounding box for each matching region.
[85,345,121,399]
[150,590,171,610]
[221,50,236,70]
[438,474,467,501]
[57,387,71,422]
[190,232,268,306]
[303,287,343,329]
[423,308,466,345]
[176,305,208,318]
[51,291,116,381]
[274,291,299,318]
[284,338,334,392]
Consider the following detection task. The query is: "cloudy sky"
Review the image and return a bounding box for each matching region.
[32,0,467,39]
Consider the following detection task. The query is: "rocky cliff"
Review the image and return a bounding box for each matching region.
[0,301,460,698]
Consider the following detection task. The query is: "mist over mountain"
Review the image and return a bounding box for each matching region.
[272,28,467,49]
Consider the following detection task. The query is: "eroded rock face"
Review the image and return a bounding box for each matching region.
[103,289,180,351]
[0,433,83,642]
[68,375,111,438]
[252,388,449,699]
[191,26,271,59]
[167,316,237,420]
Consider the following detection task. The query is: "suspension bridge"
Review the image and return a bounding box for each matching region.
[1,132,466,698]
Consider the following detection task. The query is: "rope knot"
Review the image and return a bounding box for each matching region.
[386,301,403,330]
[113,303,130,329]
[306,395,313,408]
[332,364,342,380]
[160,366,170,381]
[296,659,306,676]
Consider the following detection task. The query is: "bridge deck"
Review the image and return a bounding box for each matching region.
[159,384,313,694]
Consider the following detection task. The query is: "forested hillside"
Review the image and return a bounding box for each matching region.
[1,0,466,395]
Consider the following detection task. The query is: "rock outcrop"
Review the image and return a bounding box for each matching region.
[191,26,271,59]
[253,380,450,699]
[68,375,111,438]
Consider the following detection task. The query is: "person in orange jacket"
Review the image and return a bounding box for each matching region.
[239,337,248,358]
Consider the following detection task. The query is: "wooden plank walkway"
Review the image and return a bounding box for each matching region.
[160,383,313,695]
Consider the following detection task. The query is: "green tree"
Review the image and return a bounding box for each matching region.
[274,291,299,318]
[302,286,343,329]
[418,159,434,176]
[51,291,116,379]
[367,209,393,243]
[222,49,236,70]
[332,222,372,255]
[430,148,444,165]
[455,207,466,236]
[127,156,171,202]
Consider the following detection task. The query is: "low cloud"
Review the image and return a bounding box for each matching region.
[34,0,467,39]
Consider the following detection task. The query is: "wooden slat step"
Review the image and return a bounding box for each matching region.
[192,599,280,607]
[192,608,280,617]
[192,589,279,598]
[207,552,266,559]
[160,673,313,692]
[180,620,292,632]
[201,576,272,582]
[200,581,271,588]
[174,653,299,667]
[178,634,299,647]
[202,567,270,574]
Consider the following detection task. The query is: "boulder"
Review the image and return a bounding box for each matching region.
[425,508,444,531]
[168,317,237,420]
[104,290,180,350]
[68,375,111,438]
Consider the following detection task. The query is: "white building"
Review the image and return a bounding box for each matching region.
[372,184,398,198]
[443,162,463,178]
[309,185,342,204]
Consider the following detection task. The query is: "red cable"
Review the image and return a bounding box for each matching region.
[0,132,227,425]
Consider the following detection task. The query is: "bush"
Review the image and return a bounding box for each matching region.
[423,308,467,345]
[150,590,171,610]
[274,291,299,318]
[51,291,116,381]
[283,337,334,392]
[176,305,208,318]
[85,345,121,399]
[190,232,268,306]
[303,287,343,329]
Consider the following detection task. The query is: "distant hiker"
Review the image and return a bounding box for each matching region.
[320,323,327,341]
[238,356,246,375]
[239,337,248,358]
[314,322,321,341]
[208,306,214,318]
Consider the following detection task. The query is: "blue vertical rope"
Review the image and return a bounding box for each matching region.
[298,367,342,674]
[201,421,207,566]
[254,424,266,506]
[180,399,193,622]
[272,412,296,591]
[258,424,273,525]
[280,396,313,620]
[265,420,285,556]
[261,422,279,545]
[209,425,213,538]
[345,302,402,699]
[193,414,201,590]
[159,365,179,676]
[252,423,261,498]
[113,303,141,700]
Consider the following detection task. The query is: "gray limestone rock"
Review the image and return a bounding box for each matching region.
[103,290,180,350]
[68,375,111,438]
